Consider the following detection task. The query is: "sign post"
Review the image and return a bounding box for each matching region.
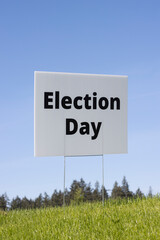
[63,156,66,207]
[102,155,104,205]
[34,71,128,205]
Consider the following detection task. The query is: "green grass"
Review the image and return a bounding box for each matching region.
[1,197,160,240]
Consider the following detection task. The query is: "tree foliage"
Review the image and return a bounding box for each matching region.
[0,193,9,210]
[1,177,148,210]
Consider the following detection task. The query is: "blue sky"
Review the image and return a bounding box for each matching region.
[0,0,160,200]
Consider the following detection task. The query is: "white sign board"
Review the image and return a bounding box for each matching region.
[34,72,128,157]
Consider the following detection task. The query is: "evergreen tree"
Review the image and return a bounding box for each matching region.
[57,190,63,206]
[51,190,58,207]
[121,176,133,198]
[21,197,31,209]
[35,194,43,208]
[43,192,50,207]
[79,178,87,196]
[0,193,9,211]
[92,181,101,201]
[121,176,129,197]
[71,187,84,205]
[70,180,83,200]
[11,196,22,210]
[51,190,63,207]
[148,186,153,198]
[135,188,144,198]
[111,181,125,199]
[84,183,92,202]
[29,199,35,209]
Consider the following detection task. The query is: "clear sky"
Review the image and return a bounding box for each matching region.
[0,0,160,200]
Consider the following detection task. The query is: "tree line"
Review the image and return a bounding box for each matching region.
[0,176,152,211]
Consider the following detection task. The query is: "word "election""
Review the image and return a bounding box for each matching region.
[44,91,121,140]
[44,91,120,110]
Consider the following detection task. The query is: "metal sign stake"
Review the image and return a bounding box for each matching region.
[102,154,104,206]
[63,156,66,207]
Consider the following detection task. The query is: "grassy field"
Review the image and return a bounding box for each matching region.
[1,197,160,240]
